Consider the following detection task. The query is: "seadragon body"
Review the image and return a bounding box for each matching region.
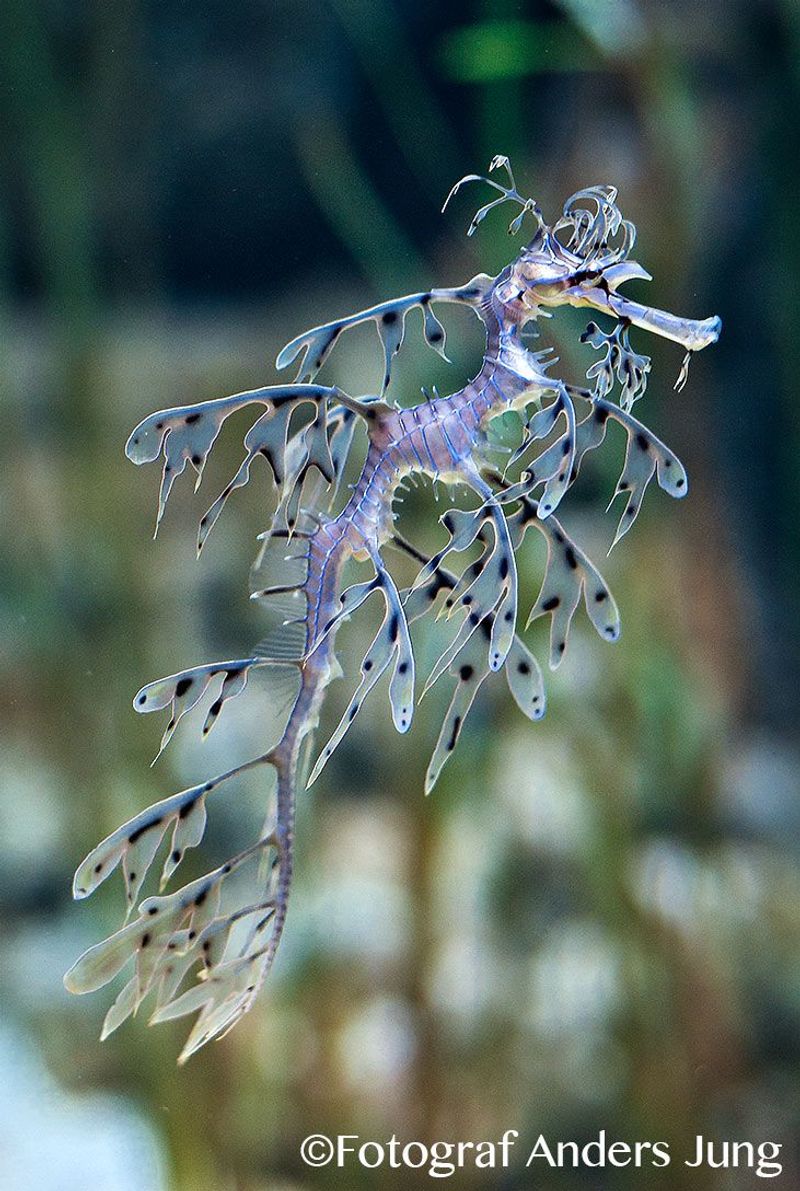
[65,161,720,1061]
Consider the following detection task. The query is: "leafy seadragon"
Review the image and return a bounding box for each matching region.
[65,159,720,1062]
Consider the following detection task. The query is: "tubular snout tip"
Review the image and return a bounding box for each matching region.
[698,314,722,348]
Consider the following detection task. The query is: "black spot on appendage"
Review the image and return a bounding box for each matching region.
[499,557,509,580]
[518,661,530,675]
[459,664,474,682]
[129,816,162,845]
[595,590,608,603]
[185,413,201,425]
[565,546,578,570]
[542,596,560,612]
[389,615,399,642]
[398,662,408,675]
[447,716,462,752]
[179,797,198,820]
[175,677,193,698]
[636,432,649,452]
[382,311,398,325]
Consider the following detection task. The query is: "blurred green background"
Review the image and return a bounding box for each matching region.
[2,1,800,1188]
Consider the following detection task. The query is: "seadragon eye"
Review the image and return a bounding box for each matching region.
[66,161,720,1061]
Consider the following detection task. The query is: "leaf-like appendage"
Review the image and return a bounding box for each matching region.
[503,394,686,550]
[327,406,358,506]
[582,321,651,410]
[71,751,276,911]
[424,603,545,795]
[604,401,687,548]
[511,397,607,503]
[197,405,294,554]
[505,635,546,722]
[276,281,488,394]
[126,385,344,534]
[372,560,415,734]
[514,503,620,668]
[134,658,266,761]
[507,386,577,518]
[307,550,417,784]
[72,783,210,908]
[307,617,395,786]
[67,834,277,1059]
[421,302,450,361]
[425,627,492,793]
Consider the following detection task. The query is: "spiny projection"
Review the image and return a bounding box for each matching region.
[65,158,721,1062]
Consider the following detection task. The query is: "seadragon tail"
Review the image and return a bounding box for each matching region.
[65,520,348,1060]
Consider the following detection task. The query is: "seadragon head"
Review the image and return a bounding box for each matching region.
[445,157,721,392]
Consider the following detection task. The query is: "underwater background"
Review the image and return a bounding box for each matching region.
[2,1,799,1187]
